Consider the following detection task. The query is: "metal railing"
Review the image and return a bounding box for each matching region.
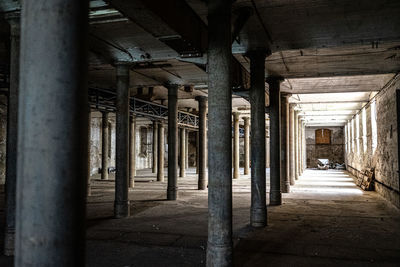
[89,87,199,128]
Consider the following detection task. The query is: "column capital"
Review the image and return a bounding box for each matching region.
[4,11,20,27]
[164,82,180,91]
[243,116,250,125]
[115,63,130,76]
[232,112,240,121]
[265,76,284,84]
[195,95,208,102]
[245,48,271,60]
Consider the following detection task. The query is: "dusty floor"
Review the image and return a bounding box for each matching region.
[0,168,399,266]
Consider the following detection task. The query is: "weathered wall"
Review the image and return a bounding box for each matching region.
[306,126,344,168]
[0,95,7,184]
[346,79,400,208]
[89,113,156,176]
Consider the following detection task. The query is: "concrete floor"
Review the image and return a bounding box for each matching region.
[0,168,399,266]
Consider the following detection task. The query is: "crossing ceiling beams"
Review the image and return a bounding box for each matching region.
[291,91,373,126]
[232,0,400,52]
[235,42,400,79]
[104,0,250,89]
[281,74,394,94]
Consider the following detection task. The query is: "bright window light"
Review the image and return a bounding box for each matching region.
[356,114,360,154]
[351,119,355,153]
[371,101,377,153]
[362,108,367,152]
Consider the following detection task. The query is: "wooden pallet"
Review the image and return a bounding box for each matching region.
[359,168,374,191]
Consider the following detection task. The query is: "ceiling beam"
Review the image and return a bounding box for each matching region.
[107,0,250,89]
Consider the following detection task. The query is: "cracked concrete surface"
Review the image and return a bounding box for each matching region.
[0,168,399,266]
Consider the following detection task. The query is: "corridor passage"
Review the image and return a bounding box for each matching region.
[235,169,400,266]
[1,169,398,266]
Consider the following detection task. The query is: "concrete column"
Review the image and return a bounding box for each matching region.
[115,63,130,218]
[289,105,295,185]
[267,76,283,206]
[185,130,189,169]
[299,120,303,175]
[129,115,136,188]
[248,50,267,227]
[243,116,250,175]
[101,111,109,180]
[196,96,208,190]
[167,84,179,200]
[266,122,270,168]
[297,118,301,176]
[4,12,19,256]
[233,112,240,179]
[157,122,165,181]
[152,121,158,173]
[281,94,290,193]
[179,127,186,178]
[196,131,199,174]
[15,1,88,265]
[207,0,233,264]
[87,111,92,197]
[294,111,299,180]
[304,123,306,170]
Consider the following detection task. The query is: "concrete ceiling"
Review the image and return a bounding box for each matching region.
[1,0,399,119]
[289,91,376,127]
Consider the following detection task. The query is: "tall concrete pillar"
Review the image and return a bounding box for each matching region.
[179,127,186,178]
[185,130,189,169]
[267,76,283,206]
[15,1,88,265]
[233,112,240,179]
[196,131,199,174]
[87,111,92,197]
[129,115,136,188]
[302,121,306,171]
[196,96,208,190]
[266,122,270,168]
[152,121,158,173]
[4,12,19,256]
[243,116,250,175]
[289,105,295,185]
[115,63,130,218]
[101,111,109,180]
[167,84,179,200]
[157,122,165,181]
[207,0,233,265]
[248,50,267,227]
[281,94,290,193]
[299,119,303,175]
[294,111,299,180]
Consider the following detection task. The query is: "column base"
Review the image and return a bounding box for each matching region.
[129,178,135,188]
[206,241,233,267]
[114,200,130,218]
[269,191,282,206]
[233,171,240,179]
[282,182,291,193]
[198,177,207,190]
[167,188,177,200]
[87,183,91,197]
[4,229,14,256]
[157,173,164,182]
[250,207,267,228]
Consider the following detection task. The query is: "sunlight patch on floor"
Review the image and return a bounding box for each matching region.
[291,169,363,195]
